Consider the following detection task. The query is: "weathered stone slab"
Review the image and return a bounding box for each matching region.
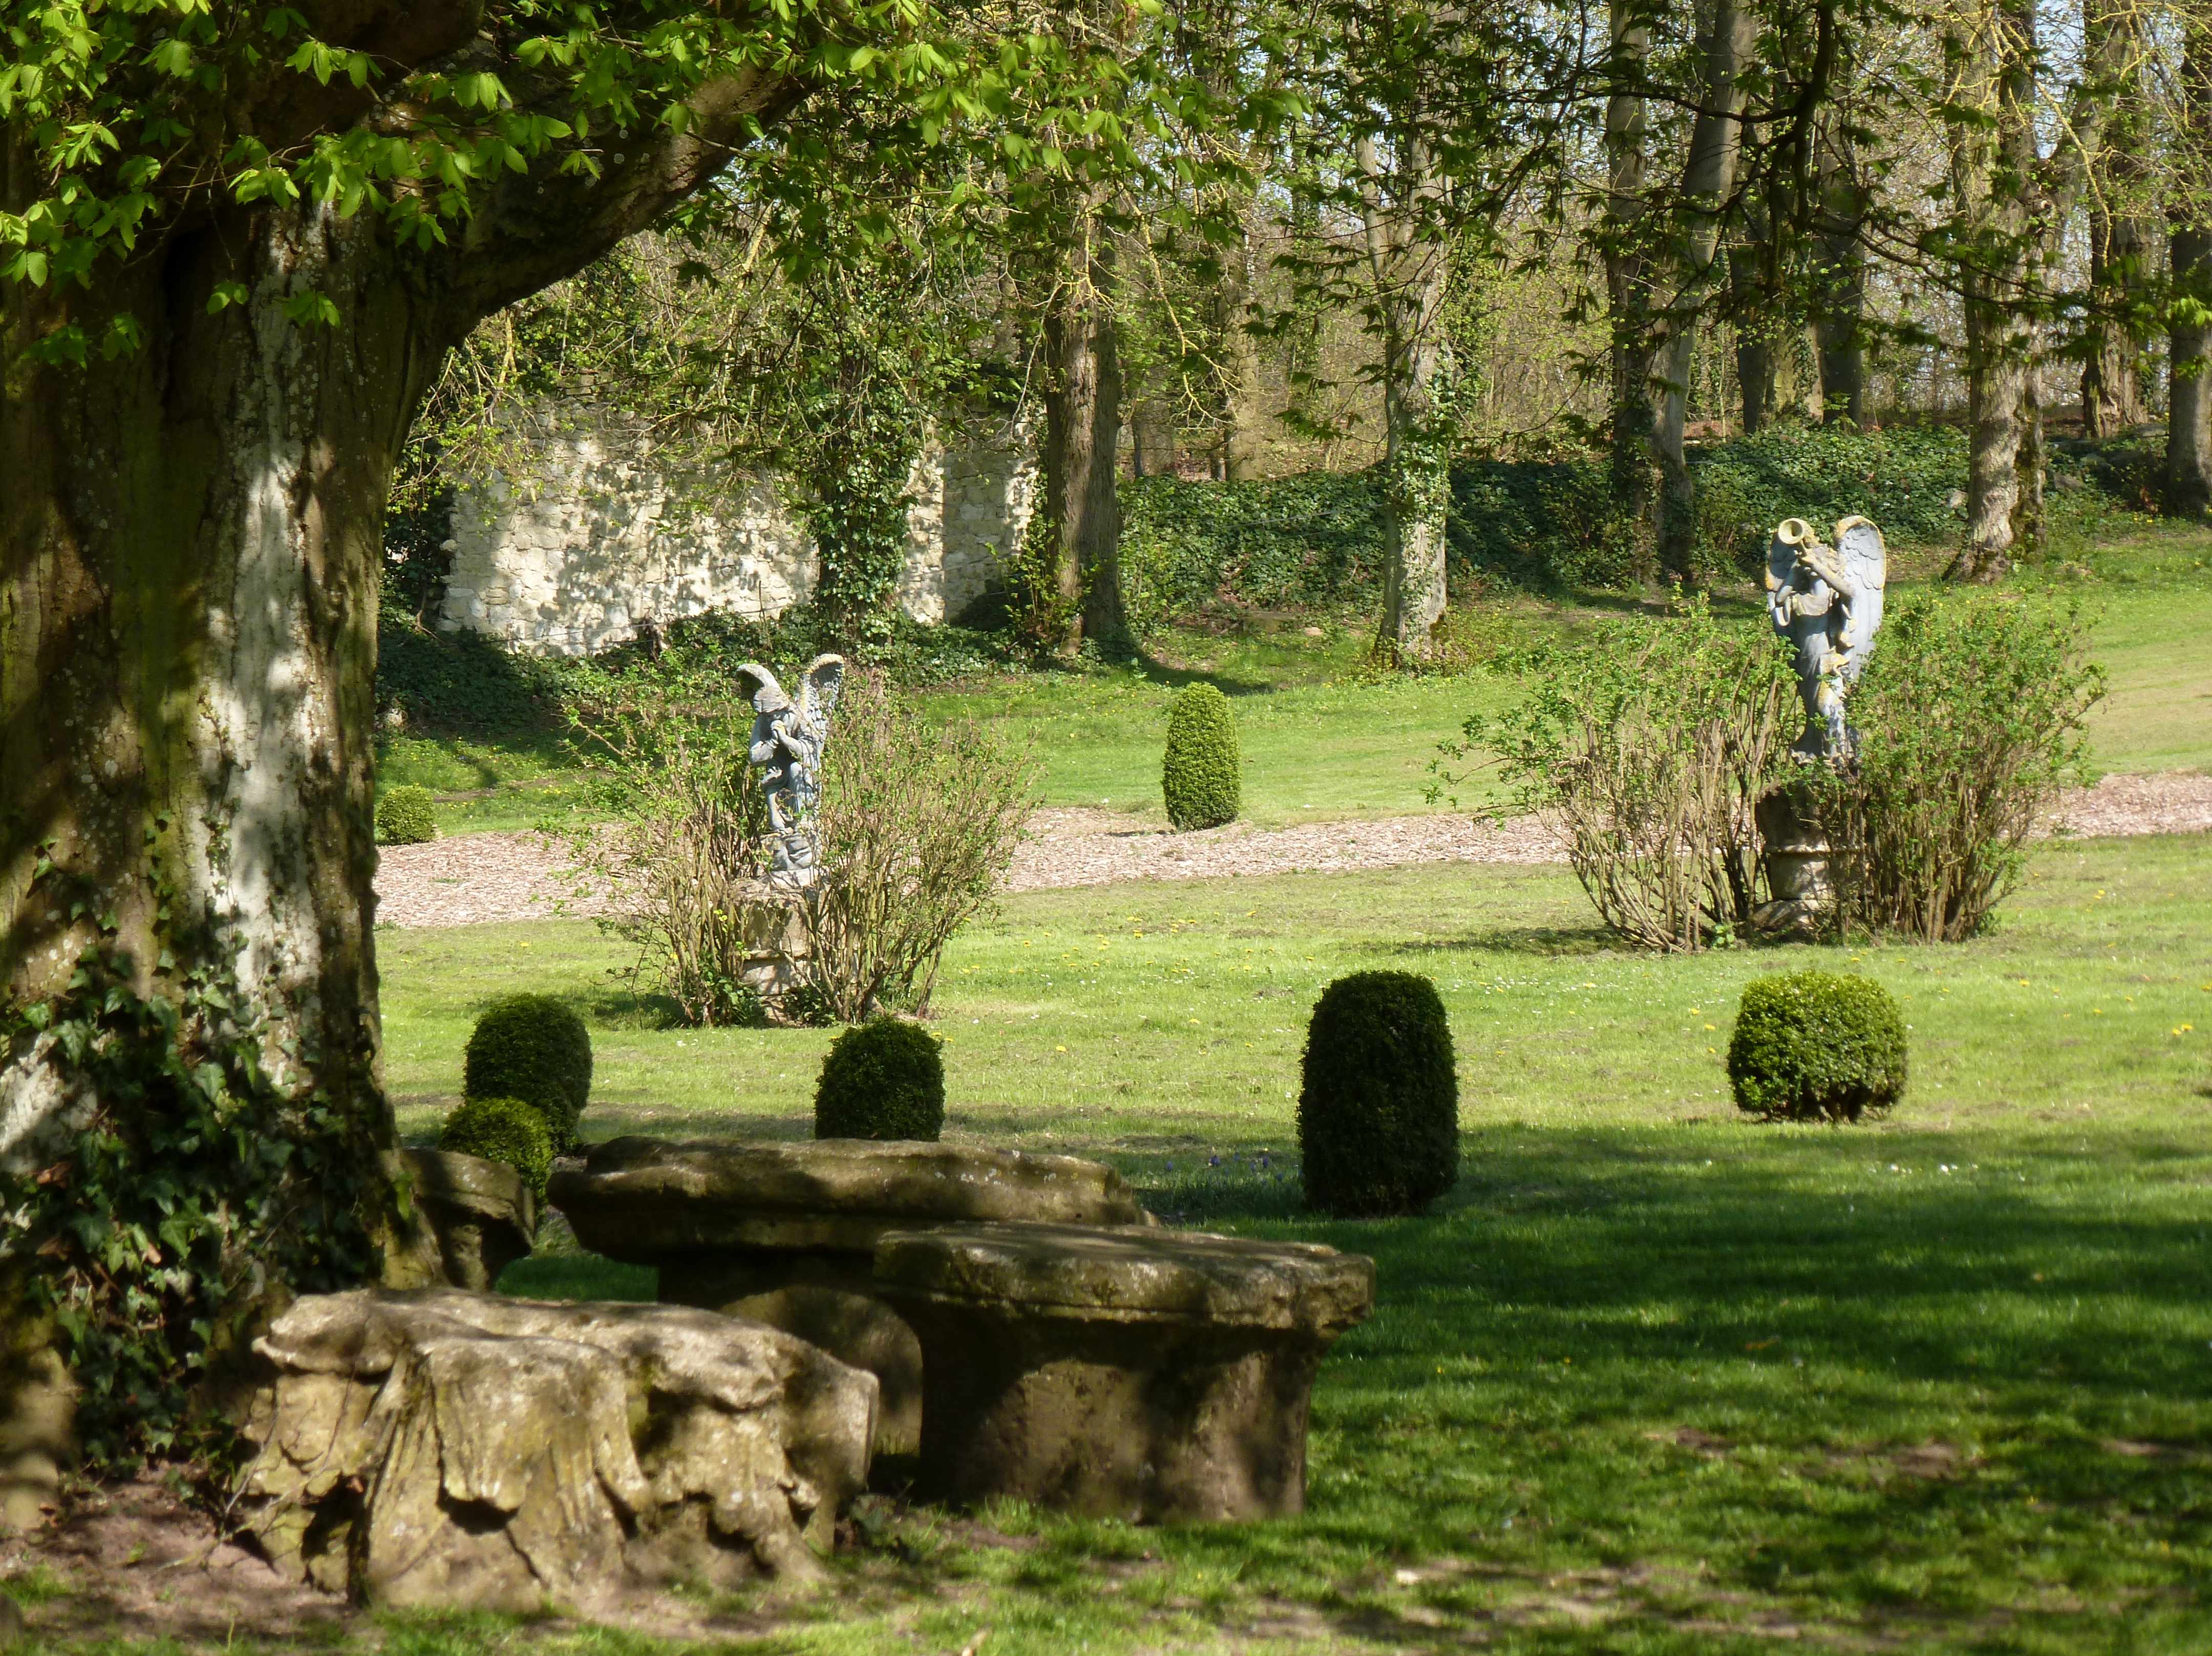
[551,1137,1148,1456]
[551,1136,1147,1258]
[876,1222,1373,1523]
[385,1148,538,1292]
[239,1288,876,1609]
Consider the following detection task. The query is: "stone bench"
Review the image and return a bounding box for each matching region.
[875,1222,1374,1522]
[549,1137,1148,1453]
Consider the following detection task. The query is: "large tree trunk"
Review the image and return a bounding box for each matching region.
[1041,234,1129,653]
[1604,0,1658,547]
[2,208,442,1140]
[3,56,795,1196]
[1654,0,1756,582]
[2170,25,2212,520]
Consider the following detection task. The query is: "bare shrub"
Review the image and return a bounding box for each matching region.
[1440,600,1795,951]
[562,654,774,1025]
[1813,593,2103,941]
[561,657,1034,1025]
[801,672,1037,1021]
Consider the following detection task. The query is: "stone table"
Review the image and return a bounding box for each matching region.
[549,1137,1150,1453]
[874,1221,1374,1522]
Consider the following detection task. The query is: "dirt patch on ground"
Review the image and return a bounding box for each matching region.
[373,770,2212,931]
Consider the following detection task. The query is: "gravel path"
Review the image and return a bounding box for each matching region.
[373,770,2212,930]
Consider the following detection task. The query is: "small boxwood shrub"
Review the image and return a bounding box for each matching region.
[1163,683,1241,831]
[463,994,592,1149]
[376,784,439,845]
[438,1096,556,1200]
[1728,971,1908,1122]
[815,1018,946,1142]
[1298,971,1459,1217]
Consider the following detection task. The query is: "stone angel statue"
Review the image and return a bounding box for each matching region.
[734,654,846,890]
[1764,515,1886,760]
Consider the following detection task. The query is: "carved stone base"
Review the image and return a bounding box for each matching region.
[734,886,817,1020]
[1752,782,1832,939]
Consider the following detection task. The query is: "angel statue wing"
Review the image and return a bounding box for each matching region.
[1829,516,1887,683]
[796,654,846,734]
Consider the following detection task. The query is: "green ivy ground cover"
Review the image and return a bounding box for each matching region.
[316,832,2212,1654]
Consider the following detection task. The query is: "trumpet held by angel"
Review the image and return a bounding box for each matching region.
[1764,515,1886,760]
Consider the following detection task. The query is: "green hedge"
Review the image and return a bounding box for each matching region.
[1162,683,1241,830]
[463,994,593,1149]
[439,1095,556,1200]
[1728,971,1908,1122]
[815,1018,946,1141]
[375,784,439,845]
[1298,971,1459,1217]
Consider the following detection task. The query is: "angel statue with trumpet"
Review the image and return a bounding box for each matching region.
[1764,515,1887,761]
[734,655,846,892]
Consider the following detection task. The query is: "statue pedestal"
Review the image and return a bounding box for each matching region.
[1751,782,1832,939]
[733,885,816,1019]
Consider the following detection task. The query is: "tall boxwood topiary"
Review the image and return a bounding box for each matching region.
[439,1096,556,1200]
[1728,971,1907,1122]
[1298,971,1458,1216]
[1162,682,1241,830]
[815,1018,946,1141]
[464,994,592,1149]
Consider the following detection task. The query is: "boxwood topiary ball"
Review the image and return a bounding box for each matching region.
[376,784,439,846]
[463,994,592,1149]
[1728,970,1908,1122]
[1162,683,1241,831]
[1298,970,1459,1217]
[815,1018,945,1142]
[438,1095,556,1200]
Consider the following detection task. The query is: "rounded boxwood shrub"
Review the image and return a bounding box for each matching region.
[1728,970,1908,1122]
[1162,683,1241,831]
[463,994,592,1149]
[1298,971,1458,1217]
[815,1018,945,1142]
[439,1095,555,1200]
[376,784,439,845]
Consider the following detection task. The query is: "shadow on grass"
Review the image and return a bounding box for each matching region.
[1398,923,1623,957]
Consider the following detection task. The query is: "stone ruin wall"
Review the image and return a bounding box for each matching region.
[438,406,1035,655]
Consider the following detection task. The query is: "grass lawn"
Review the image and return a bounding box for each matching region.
[351,828,2212,1654]
[379,520,2212,836]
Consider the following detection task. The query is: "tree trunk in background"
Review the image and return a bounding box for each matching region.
[2013,360,2047,550]
[1,207,438,1143]
[1944,0,2039,582]
[1730,193,1775,435]
[1654,0,1755,582]
[1814,123,1867,425]
[1041,233,1129,653]
[2081,0,2150,438]
[2169,25,2212,520]
[1360,138,1452,660]
[1604,0,1658,547]
[1214,197,1268,483]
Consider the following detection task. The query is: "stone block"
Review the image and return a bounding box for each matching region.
[240,1288,875,1608]
[386,1148,539,1292]
[875,1222,1372,1522]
